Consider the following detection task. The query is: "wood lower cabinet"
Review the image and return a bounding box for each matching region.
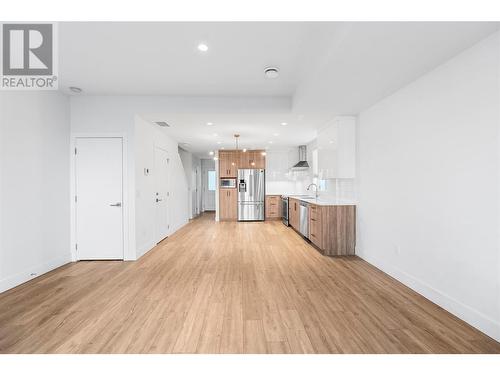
[308,204,323,248]
[265,195,281,220]
[289,198,300,230]
[308,203,356,256]
[219,188,237,220]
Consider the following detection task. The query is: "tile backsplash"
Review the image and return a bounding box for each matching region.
[264,148,356,201]
[320,178,356,201]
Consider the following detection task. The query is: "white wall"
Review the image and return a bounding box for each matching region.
[178,149,202,218]
[191,155,201,216]
[0,92,71,293]
[356,31,500,341]
[178,148,193,218]
[134,117,189,258]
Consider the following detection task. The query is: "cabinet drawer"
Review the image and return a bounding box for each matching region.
[310,233,322,248]
[265,195,281,218]
[309,223,322,248]
[309,204,320,220]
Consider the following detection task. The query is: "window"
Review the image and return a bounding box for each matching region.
[207,170,216,191]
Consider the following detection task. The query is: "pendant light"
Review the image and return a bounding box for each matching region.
[234,134,240,150]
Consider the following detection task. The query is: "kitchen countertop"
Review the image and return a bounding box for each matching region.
[286,195,356,206]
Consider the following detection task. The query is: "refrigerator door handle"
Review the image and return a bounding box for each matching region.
[249,174,254,198]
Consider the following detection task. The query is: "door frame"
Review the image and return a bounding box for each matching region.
[70,133,129,262]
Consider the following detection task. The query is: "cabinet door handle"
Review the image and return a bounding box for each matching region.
[311,218,316,222]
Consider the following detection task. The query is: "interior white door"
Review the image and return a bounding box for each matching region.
[155,147,169,242]
[75,137,123,260]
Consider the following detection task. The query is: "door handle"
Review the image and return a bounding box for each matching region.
[110,202,122,207]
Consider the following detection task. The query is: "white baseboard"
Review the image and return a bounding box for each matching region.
[136,239,157,260]
[0,255,72,294]
[358,252,500,343]
[135,220,189,260]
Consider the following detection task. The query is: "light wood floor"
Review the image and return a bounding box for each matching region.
[1,213,499,354]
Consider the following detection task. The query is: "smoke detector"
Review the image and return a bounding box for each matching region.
[264,67,279,79]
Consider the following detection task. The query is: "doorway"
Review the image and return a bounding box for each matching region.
[75,137,124,260]
[202,158,216,211]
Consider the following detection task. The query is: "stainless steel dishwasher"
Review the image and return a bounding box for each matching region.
[299,201,309,238]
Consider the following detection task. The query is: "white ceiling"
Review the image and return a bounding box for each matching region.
[59,22,317,96]
[60,22,499,155]
[143,113,312,157]
[293,22,500,117]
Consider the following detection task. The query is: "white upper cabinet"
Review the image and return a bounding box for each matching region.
[265,150,292,181]
[317,116,356,179]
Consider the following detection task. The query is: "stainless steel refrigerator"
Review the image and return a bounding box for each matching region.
[237,169,265,221]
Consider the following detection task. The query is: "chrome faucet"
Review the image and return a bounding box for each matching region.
[307,183,319,199]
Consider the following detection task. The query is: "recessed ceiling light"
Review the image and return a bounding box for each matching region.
[213,157,218,161]
[213,133,218,137]
[69,86,82,93]
[217,141,222,144]
[268,140,273,144]
[261,152,267,156]
[221,147,225,149]
[264,67,279,79]
[281,122,288,126]
[209,151,214,155]
[329,140,334,144]
[273,133,279,137]
[206,122,213,126]
[197,43,208,52]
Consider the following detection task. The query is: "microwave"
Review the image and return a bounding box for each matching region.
[220,178,236,188]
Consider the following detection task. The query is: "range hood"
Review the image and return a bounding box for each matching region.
[291,145,309,170]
